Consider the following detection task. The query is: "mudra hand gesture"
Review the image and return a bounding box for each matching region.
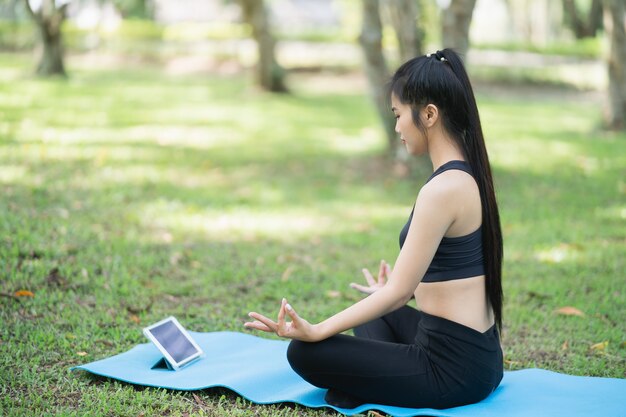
[244,260,392,342]
[350,260,392,295]
[244,298,321,342]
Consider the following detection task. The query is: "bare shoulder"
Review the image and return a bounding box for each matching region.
[417,169,481,235]
[419,169,478,204]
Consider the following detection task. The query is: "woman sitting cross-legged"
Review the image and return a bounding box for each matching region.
[244,48,504,410]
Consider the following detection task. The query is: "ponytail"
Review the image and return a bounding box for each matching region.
[443,50,503,331]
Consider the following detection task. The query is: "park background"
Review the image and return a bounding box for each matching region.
[0,0,624,415]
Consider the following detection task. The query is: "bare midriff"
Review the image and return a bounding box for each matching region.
[414,275,494,333]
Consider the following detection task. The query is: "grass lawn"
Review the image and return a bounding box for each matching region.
[0,52,624,416]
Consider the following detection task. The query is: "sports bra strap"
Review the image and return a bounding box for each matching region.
[426,160,473,184]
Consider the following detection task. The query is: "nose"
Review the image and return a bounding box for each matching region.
[394,120,400,134]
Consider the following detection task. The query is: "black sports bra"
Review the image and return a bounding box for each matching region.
[399,160,485,282]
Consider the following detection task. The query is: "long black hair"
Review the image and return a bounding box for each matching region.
[389,49,504,331]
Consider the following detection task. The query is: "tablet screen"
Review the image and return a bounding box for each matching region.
[147,319,200,364]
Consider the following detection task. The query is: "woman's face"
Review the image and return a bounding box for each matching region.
[391,94,427,155]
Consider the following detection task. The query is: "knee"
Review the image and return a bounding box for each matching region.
[287,339,329,389]
[286,339,309,374]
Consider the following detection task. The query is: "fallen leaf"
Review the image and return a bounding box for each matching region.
[555,306,585,317]
[126,301,153,315]
[14,290,34,297]
[590,341,608,351]
[561,340,569,351]
[129,314,140,324]
[192,393,206,407]
[504,359,521,366]
[527,291,551,300]
[621,341,626,348]
[76,351,88,356]
[326,290,341,298]
[369,411,386,417]
[96,339,114,347]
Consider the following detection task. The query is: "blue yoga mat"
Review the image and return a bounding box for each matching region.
[72,331,626,417]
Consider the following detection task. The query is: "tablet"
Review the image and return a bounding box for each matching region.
[143,316,203,370]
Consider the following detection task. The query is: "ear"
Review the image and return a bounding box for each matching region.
[422,104,439,128]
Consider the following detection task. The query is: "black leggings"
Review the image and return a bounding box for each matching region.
[287,306,503,409]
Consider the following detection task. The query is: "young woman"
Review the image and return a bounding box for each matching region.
[244,49,504,409]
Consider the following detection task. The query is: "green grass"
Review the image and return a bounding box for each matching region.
[474,37,602,59]
[0,52,624,416]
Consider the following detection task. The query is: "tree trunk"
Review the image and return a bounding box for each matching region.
[603,0,626,130]
[562,0,587,37]
[385,0,423,63]
[589,0,604,36]
[37,25,65,75]
[441,0,477,57]
[238,0,287,93]
[134,0,155,20]
[563,0,603,38]
[23,0,67,77]
[359,0,398,160]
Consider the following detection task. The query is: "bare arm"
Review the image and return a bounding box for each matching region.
[314,183,454,339]
[245,181,455,341]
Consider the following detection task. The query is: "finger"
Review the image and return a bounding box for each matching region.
[285,302,299,323]
[278,298,286,325]
[244,319,272,331]
[349,283,373,294]
[361,268,376,286]
[378,260,386,284]
[381,262,391,283]
[248,312,278,332]
[285,303,300,321]
[277,298,288,336]
[243,321,273,332]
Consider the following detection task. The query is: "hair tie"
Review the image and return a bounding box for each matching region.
[425,51,448,62]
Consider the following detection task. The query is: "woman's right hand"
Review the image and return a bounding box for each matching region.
[350,260,392,295]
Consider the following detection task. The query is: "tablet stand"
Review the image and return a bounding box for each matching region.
[151,357,174,370]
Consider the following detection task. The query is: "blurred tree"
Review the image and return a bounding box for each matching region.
[111,0,154,19]
[359,0,396,158]
[603,0,625,130]
[384,0,424,63]
[23,0,68,76]
[562,0,603,38]
[502,0,560,45]
[441,0,476,56]
[237,0,287,93]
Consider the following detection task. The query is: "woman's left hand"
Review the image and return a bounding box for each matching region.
[244,298,322,342]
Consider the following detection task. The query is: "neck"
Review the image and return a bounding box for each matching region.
[426,125,465,171]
